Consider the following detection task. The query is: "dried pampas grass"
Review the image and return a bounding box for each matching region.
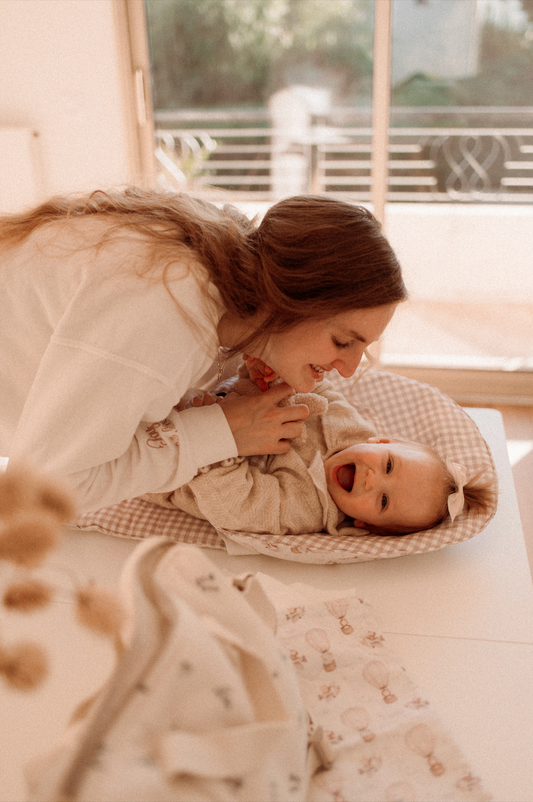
[3,578,54,612]
[0,512,61,568]
[0,640,48,690]
[0,464,76,524]
[0,462,125,699]
[76,584,126,640]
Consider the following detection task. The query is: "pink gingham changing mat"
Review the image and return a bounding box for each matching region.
[75,369,498,564]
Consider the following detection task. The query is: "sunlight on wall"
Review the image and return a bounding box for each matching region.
[0,0,134,205]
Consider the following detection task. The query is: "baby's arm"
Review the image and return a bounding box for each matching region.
[156,378,329,533]
[242,354,278,391]
[168,450,327,536]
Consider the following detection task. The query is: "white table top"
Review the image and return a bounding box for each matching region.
[1,408,532,802]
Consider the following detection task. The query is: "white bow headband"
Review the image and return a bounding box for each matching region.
[446,459,468,522]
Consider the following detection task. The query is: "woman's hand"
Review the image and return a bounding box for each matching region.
[190,392,218,407]
[218,382,309,455]
[184,392,238,409]
[243,353,278,391]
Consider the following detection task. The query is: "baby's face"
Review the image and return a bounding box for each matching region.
[324,438,444,532]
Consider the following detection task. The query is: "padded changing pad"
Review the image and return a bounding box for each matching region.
[75,369,498,564]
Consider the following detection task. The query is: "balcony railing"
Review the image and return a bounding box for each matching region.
[154,106,533,203]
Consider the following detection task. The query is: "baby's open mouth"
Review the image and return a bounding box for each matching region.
[336,464,355,492]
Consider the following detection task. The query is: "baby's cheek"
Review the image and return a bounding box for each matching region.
[337,496,357,518]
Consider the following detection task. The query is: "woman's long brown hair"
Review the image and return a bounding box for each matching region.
[0,187,407,351]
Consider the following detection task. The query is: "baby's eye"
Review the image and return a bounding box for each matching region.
[332,337,350,350]
[386,459,392,474]
[381,493,388,509]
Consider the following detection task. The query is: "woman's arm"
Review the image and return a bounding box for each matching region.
[5,226,309,513]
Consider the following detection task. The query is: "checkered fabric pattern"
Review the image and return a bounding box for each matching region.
[76,370,498,564]
[76,498,225,548]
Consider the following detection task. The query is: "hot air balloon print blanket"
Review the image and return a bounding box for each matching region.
[259,573,494,802]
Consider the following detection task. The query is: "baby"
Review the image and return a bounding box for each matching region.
[324,436,484,536]
[145,374,494,537]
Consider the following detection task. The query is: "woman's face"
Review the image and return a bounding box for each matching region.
[256,304,397,393]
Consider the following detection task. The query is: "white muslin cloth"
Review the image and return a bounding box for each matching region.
[25,540,492,802]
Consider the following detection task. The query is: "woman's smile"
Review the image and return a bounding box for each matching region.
[310,364,327,380]
[258,304,397,393]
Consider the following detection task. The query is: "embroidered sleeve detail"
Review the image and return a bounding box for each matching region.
[145,420,180,449]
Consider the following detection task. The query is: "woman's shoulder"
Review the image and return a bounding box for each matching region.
[29,216,153,253]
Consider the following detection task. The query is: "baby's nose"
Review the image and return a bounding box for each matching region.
[363,468,377,491]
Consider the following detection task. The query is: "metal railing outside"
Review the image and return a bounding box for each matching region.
[154,107,533,203]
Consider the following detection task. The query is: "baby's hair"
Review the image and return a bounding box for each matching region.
[440,464,497,518]
[361,439,497,537]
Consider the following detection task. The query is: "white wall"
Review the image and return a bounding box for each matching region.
[0,0,136,211]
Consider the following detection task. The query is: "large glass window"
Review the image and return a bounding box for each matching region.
[145,0,374,212]
[143,0,533,403]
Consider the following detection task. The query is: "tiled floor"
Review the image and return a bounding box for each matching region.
[496,405,533,581]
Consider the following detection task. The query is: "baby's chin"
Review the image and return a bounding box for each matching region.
[291,375,318,393]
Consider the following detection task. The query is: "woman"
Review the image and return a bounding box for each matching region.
[0,189,406,513]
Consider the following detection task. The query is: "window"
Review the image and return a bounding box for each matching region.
[132,0,533,404]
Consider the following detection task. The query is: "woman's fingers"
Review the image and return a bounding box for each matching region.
[261,381,290,401]
[215,391,238,405]
[191,393,216,407]
[218,383,309,456]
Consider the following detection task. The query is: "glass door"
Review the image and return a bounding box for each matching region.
[379,0,533,404]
